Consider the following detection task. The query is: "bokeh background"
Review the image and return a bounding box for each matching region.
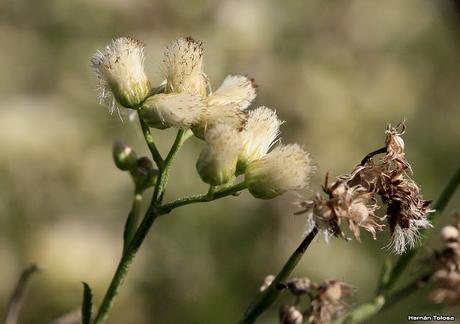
[1,0,460,323]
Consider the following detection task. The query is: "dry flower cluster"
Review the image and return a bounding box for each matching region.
[429,214,460,306]
[296,123,434,254]
[271,276,353,324]
[92,36,313,200]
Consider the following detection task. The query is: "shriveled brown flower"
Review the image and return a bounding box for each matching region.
[296,175,382,242]
[278,277,354,324]
[429,215,460,306]
[297,122,433,254]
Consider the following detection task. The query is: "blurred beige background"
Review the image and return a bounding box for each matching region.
[0,0,459,323]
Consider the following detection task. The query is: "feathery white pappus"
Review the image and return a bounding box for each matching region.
[207,75,257,111]
[91,37,150,109]
[245,144,313,199]
[192,103,247,140]
[238,106,282,172]
[139,93,205,129]
[164,37,208,97]
[196,124,242,186]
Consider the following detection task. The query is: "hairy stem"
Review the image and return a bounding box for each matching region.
[239,227,319,324]
[92,129,189,324]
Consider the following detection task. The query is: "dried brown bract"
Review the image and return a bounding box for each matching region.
[429,215,460,306]
[278,277,354,324]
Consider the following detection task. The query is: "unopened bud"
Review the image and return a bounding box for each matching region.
[112,140,137,171]
[130,157,158,190]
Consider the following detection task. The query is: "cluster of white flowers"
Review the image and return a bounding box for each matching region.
[92,36,313,199]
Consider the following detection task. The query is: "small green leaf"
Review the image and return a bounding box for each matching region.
[81,282,93,324]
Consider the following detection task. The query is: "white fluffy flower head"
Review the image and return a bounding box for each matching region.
[196,124,242,185]
[164,37,207,96]
[192,103,247,139]
[238,106,282,171]
[91,37,150,109]
[207,75,256,111]
[245,144,313,199]
[139,93,205,129]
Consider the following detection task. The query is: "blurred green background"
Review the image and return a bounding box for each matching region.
[1,0,459,323]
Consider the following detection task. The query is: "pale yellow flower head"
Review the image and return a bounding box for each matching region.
[139,93,205,129]
[245,144,313,199]
[91,37,151,109]
[238,106,282,172]
[196,124,242,185]
[164,37,207,96]
[207,75,256,111]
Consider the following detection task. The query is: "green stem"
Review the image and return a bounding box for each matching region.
[378,167,460,293]
[238,227,319,324]
[138,113,164,170]
[122,190,143,254]
[159,181,248,215]
[336,273,432,324]
[92,129,190,324]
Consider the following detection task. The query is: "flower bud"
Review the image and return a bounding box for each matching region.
[130,157,158,190]
[245,144,313,199]
[237,106,282,172]
[196,124,242,185]
[207,75,256,111]
[112,140,137,171]
[139,93,205,129]
[164,37,207,96]
[91,37,151,109]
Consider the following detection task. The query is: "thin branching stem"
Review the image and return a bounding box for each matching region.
[138,113,164,170]
[239,227,319,324]
[159,181,248,215]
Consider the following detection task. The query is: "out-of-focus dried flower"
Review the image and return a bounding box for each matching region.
[245,144,313,199]
[286,277,312,296]
[196,124,242,185]
[279,305,304,324]
[260,275,275,292]
[139,93,205,129]
[237,106,283,172]
[308,280,353,324]
[429,215,460,306]
[91,37,151,109]
[163,37,207,96]
[278,277,354,324]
